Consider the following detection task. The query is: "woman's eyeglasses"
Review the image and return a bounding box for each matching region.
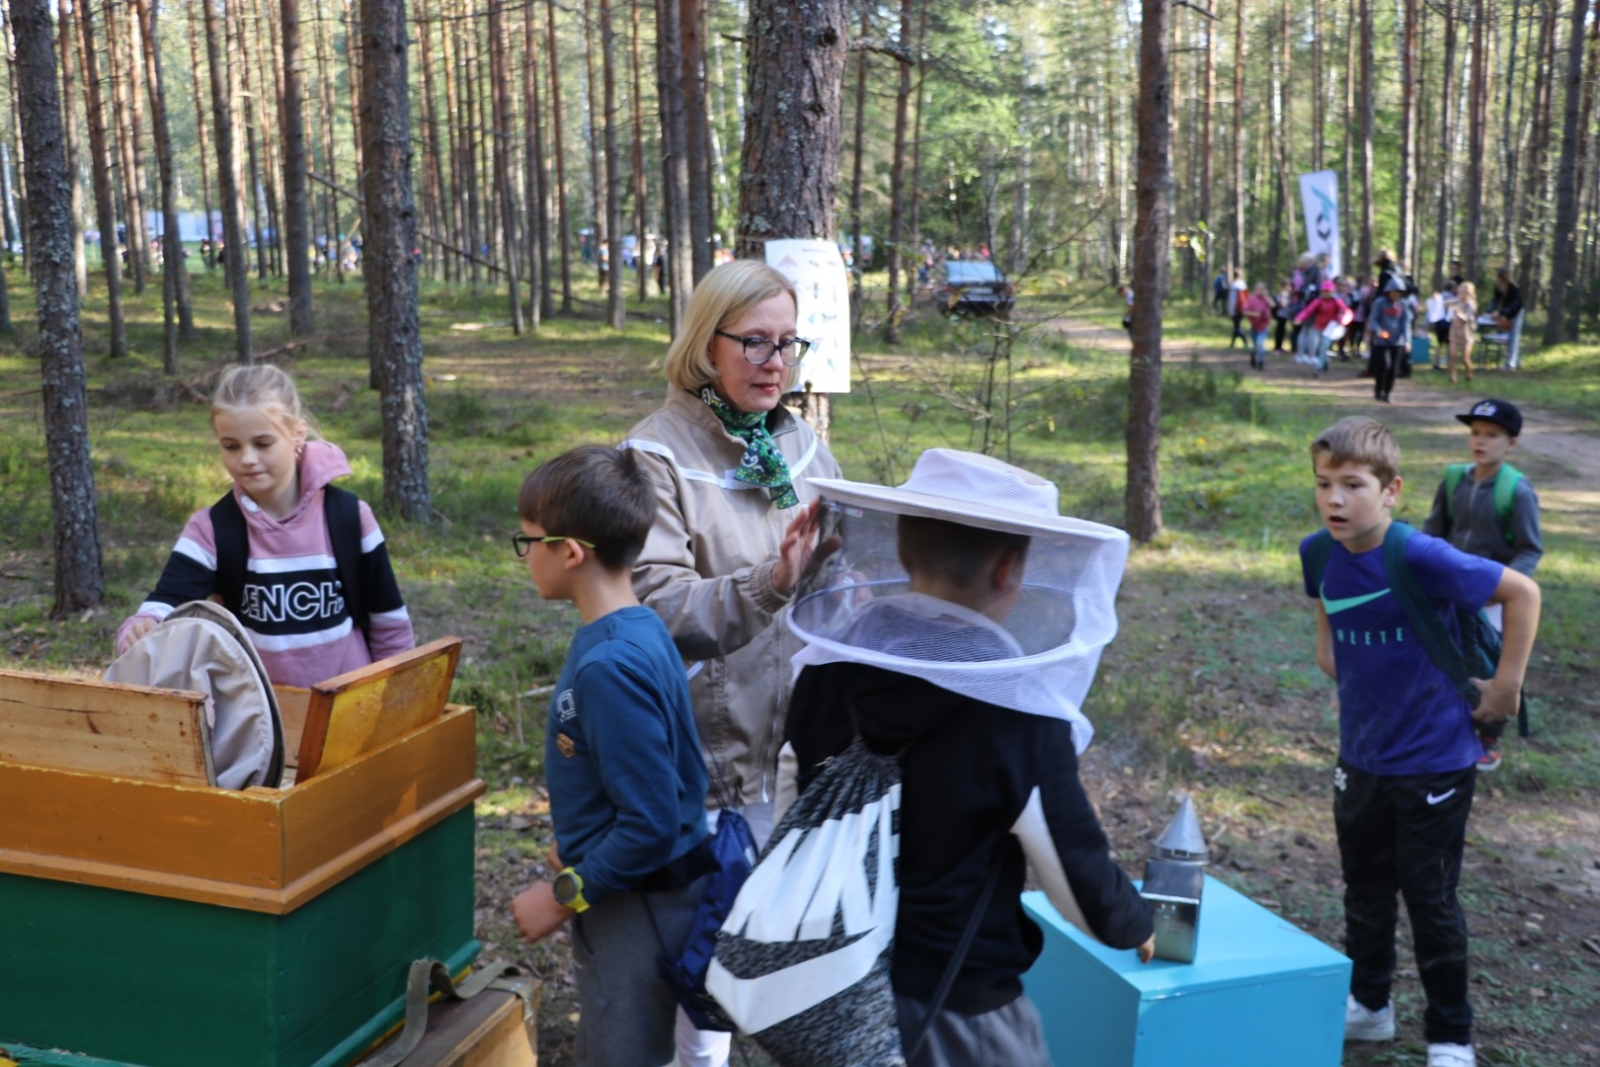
[714,329,813,367]
[512,532,596,556]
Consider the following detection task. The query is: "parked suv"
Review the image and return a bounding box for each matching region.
[938,260,1015,316]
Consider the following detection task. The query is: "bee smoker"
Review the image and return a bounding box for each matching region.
[1140,795,1209,964]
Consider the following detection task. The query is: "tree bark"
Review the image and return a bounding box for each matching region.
[1199,5,1213,298]
[847,4,868,307]
[1463,0,1487,278]
[547,0,573,312]
[657,0,692,328]
[281,0,314,332]
[1398,0,1417,265]
[629,0,649,302]
[489,0,524,332]
[1359,0,1374,271]
[134,0,198,371]
[187,7,215,271]
[599,0,625,328]
[1312,0,1324,169]
[14,0,104,613]
[1433,0,1459,288]
[360,0,431,519]
[1343,0,1355,260]
[522,0,548,323]
[582,0,605,286]
[681,0,712,280]
[1231,0,1244,276]
[104,0,146,294]
[1564,16,1599,337]
[1517,1,1557,300]
[1128,0,1170,544]
[75,0,126,356]
[57,0,85,299]
[886,0,913,343]
[1544,0,1590,343]
[203,0,252,360]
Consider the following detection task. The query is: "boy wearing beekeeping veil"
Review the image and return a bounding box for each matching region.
[779,448,1155,1066]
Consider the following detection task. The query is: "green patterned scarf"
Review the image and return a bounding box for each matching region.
[697,386,798,509]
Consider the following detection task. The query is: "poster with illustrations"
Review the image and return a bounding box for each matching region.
[765,239,851,394]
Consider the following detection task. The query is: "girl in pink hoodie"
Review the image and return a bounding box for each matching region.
[117,366,414,686]
[1292,280,1354,375]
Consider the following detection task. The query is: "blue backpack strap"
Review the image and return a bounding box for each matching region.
[209,490,248,615]
[1380,523,1481,709]
[323,484,368,641]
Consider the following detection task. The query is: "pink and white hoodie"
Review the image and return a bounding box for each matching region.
[116,440,415,688]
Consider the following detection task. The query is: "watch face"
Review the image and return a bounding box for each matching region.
[553,871,576,905]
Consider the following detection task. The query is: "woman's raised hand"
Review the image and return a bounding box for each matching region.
[771,499,823,597]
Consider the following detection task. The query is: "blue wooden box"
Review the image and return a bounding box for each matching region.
[1020,876,1350,1067]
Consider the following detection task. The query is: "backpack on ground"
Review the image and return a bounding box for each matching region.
[210,484,370,639]
[1443,463,1524,543]
[1304,522,1500,710]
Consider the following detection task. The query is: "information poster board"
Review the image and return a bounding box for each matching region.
[765,239,851,394]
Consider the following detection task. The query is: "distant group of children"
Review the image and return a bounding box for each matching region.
[113,353,1544,1067]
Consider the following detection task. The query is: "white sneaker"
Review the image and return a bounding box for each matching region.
[1427,1042,1476,1067]
[1344,994,1395,1041]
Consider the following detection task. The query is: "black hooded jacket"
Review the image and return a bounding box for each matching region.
[783,661,1153,1014]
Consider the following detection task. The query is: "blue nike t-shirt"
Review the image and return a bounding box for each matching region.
[1299,528,1503,776]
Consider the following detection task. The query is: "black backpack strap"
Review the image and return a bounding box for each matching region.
[1380,522,1479,709]
[1303,529,1334,591]
[324,484,368,639]
[903,863,1003,1061]
[209,491,249,615]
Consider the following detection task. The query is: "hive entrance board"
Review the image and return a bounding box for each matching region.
[0,669,214,786]
[295,636,463,784]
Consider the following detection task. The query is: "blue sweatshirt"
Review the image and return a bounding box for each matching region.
[545,606,709,903]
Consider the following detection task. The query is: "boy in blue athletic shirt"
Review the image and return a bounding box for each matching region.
[1301,417,1540,1067]
[510,446,712,1067]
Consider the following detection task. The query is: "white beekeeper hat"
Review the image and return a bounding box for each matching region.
[790,448,1130,752]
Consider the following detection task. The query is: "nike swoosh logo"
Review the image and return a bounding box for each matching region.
[1320,584,1392,615]
[1426,789,1458,805]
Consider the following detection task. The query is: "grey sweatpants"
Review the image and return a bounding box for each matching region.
[895,992,1054,1067]
[570,875,708,1067]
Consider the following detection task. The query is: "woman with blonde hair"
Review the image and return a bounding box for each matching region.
[1449,280,1478,384]
[622,258,842,1067]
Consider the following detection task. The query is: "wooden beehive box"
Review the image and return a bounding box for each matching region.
[0,639,488,1067]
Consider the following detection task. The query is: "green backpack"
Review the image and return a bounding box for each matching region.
[1443,463,1524,544]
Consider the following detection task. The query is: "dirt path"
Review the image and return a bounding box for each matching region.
[1047,316,1600,536]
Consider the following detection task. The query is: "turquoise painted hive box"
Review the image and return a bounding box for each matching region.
[0,644,485,1067]
[1021,876,1351,1067]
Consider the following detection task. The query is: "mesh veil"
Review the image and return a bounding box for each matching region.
[788,499,1129,753]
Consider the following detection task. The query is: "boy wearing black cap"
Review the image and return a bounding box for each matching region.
[1423,399,1544,770]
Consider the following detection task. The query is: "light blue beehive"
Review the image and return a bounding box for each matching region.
[1021,877,1350,1067]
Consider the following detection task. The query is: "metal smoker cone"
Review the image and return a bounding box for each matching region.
[1153,795,1209,864]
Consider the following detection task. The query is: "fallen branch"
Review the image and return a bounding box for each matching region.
[1245,787,1288,809]
[307,170,510,277]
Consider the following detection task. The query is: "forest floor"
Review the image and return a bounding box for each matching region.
[0,271,1594,1066]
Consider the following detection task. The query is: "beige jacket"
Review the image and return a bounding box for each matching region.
[624,388,843,809]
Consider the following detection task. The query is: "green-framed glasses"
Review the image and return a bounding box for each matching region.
[512,532,596,556]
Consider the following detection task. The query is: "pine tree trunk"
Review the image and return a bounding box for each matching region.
[235,8,268,282]
[316,0,345,283]
[1311,0,1324,169]
[1128,0,1170,544]
[522,0,547,325]
[1519,6,1557,300]
[186,9,215,272]
[847,4,868,307]
[136,0,199,367]
[885,0,913,343]
[599,0,624,328]
[681,0,712,281]
[629,0,649,303]
[203,0,252,360]
[282,0,314,332]
[105,1,146,294]
[1199,8,1213,298]
[1359,0,1375,271]
[1231,0,1244,276]
[360,0,430,520]
[57,0,86,299]
[14,0,104,613]
[76,0,126,354]
[1500,0,1523,268]
[547,0,574,312]
[1398,0,1417,265]
[1564,17,1599,337]
[1545,0,1590,342]
[1343,0,1355,260]
[416,0,442,281]
[1464,0,1487,279]
[489,0,524,333]
[657,0,692,328]
[582,0,605,286]
[1433,0,1459,287]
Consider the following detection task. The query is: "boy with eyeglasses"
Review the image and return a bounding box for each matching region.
[510,445,712,1067]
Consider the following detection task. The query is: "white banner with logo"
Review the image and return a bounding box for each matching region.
[765,239,851,394]
[1298,171,1342,278]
